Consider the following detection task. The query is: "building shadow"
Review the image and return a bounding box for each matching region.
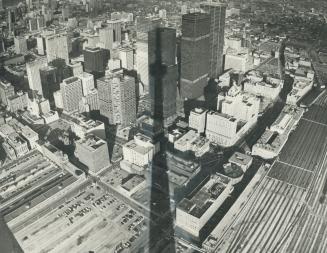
[0,215,24,253]
[147,28,176,253]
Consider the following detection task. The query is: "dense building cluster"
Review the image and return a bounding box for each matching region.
[0,0,327,252]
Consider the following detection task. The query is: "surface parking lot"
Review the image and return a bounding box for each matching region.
[14,183,149,253]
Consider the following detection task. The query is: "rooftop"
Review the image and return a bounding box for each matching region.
[229,152,252,167]
[69,113,103,129]
[7,133,27,148]
[191,107,206,115]
[124,139,153,155]
[77,134,106,150]
[177,174,230,218]
[63,76,80,84]
[121,174,145,192]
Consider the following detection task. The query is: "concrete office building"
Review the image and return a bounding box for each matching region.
[14,36,28,54]
[37,36,46,55]
[26,58,48,96]
[0,80,15,106]
[37,16,45,30]
[75,134,110,174]
[29,18,38,31]
[181,13,210,99]
[7,91,29,113]
[119,46,134,70]
[60,77,83,113]
[86,88,99,111]
[176,174,233,237]
[45,33,69,64]
[77,72,95,96]
[205,110,254,147]
[2,133,29,160]
[68,62,84,76]
[201,1,227,78]
[99,26,115,51]
[121,133,155,173]
[189,108,207,134]
[97,70,136,126]
[107,20,122,44]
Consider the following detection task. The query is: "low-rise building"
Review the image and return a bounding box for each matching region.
[20,125,39,149]
[2,133,29,160]
[243,70,283,101]
[228,152,253,172]
[252,106,304,159]
[176,174,233,238]
[206,111,254,147]
[218,86,260,123]
[119,174,146,197]
[7,92,28,113]
[121,133,155,173]
[68,113,105,140]
[224,48,253,73]
[174,130,210,157]
[75,134,111,174]
[286,78,313,105]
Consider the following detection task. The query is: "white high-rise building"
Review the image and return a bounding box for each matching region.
[77,72,95,96]
[60,77,83,113]
[136,41,149,95]
[45,33,69,64]
[68,62,84,76]
[97,70,136,126]
[37,36,45,55]
[26,58,48,96]
[14,36,28,54]
[99,26,114,50]
[189,108,207,134]
[108,58,121,72]
[86,88,99,111]
[53,90,63,109]
[119,46,134,70]
[107,20,122,44]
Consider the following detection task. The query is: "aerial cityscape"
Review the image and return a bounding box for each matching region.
[0,0,327,252]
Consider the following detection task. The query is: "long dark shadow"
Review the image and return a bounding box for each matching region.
[148,27,176,253]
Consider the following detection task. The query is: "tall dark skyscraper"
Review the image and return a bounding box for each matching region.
[181,13,210,99]
[201,1,227,78]
[149,27,177,126]
[40,65,59,102]
[83,47,106,78]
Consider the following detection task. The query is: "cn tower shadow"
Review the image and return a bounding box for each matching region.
[147,27,176,253]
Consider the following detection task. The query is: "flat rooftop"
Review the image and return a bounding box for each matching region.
[121,174,145,192]
[63,76,79,84]
[229,152,252,167]
[177,175,229,218]
[77,135,106,150]
[124,139,152,155]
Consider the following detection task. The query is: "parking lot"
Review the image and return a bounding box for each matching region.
[13,183,149,253]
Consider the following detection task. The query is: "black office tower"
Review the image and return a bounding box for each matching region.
[40,65,59,102]
[149,28,177,126]
[181,13,210,99]
[84,47,106,78]
[201,1,227,78]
